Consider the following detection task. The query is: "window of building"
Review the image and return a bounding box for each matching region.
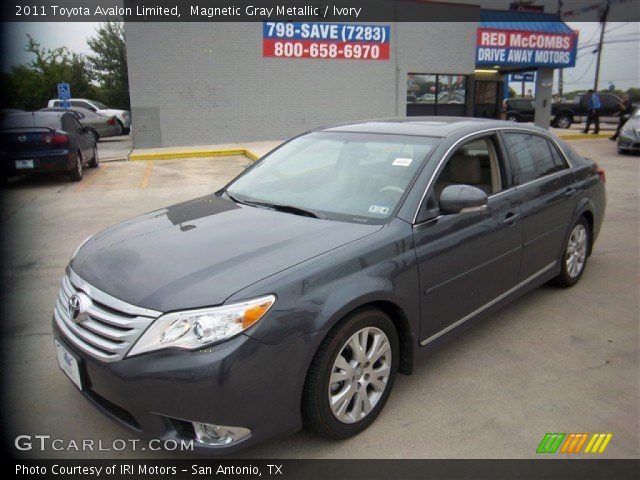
[407,74,466,106]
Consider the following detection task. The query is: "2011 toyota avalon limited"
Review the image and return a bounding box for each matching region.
[52,117,606,453]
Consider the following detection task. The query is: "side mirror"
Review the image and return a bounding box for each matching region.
[439,184,488,215]
[82,126,91,133]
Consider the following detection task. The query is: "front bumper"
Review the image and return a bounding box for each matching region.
[617,133,640,152]
[52,321,315,454]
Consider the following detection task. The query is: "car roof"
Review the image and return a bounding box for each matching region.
[321,116,548,138]
[9,111,67,120]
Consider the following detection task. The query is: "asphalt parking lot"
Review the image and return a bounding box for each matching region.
[1,138,638,459]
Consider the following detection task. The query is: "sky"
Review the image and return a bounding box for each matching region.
[1,19,638,94]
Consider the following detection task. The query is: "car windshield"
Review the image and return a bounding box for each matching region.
[226,131,440,223]
[92,101,108,109]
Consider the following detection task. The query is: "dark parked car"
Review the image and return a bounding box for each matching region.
[1,111,98,182]
[552,93,622,128]
[53,118,605,453]
[504,98,535,122]
[504,93,623,128]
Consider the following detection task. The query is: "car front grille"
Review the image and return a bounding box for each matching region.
[54,269,161,362]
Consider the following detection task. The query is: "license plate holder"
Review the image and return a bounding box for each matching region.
[54,339,85,390]
[15,159,34,169]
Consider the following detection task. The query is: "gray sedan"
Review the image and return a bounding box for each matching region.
[617,108,640,154]
[53,118,605,453]
[40,107,122,141]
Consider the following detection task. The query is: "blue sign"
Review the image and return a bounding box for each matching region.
[57,83,71,100]
[59,101,71,109]
[511,73,535,82]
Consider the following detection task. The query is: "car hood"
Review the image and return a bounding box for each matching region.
[622,117,639,134]
[71,194,381,312]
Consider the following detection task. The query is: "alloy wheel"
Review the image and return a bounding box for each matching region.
[566,224,588,278]
[328,327,392,424]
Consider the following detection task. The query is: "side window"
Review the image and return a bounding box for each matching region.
[432,136,503,206]
[503,133,563,185]
[548,140,569,171]
[53,101,60,107]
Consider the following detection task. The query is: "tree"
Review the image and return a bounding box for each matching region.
[0,35,96,111]
[86,22,130,110]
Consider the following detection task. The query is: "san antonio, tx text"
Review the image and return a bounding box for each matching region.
[17,463,283,477]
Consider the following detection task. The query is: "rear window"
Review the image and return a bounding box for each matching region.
[1,114,60,130]
[503,133,567,185]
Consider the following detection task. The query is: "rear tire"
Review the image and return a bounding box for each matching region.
[88,146,99,168]
[117,120,130,135]
[302,308,399,440]
[69,152,83,182]
[552,217,591,288]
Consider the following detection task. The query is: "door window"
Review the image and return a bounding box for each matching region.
[432,136,503,207]
[503,133,567,185]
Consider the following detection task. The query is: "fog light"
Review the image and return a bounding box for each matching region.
[192,422,251,446]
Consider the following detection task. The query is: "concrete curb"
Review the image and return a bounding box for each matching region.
[557,133,611,140]
[129,147,261,161]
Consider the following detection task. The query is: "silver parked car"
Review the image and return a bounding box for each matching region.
[40,107,122,141]
[617,108,640,154]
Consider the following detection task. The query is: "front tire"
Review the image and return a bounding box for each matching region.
[302,308,399,439]
[552,217,591,287]
[555,114,572,129]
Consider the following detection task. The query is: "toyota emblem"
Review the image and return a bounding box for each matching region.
[68,293,91,323]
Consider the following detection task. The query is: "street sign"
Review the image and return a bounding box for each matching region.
[510,73,535,82]
[57,82,71,100]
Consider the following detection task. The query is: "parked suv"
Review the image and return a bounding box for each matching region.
[47,98,131,134]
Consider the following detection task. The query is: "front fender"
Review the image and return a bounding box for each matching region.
[228,219,420,347]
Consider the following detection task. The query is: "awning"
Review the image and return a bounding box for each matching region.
[480,10,574,34]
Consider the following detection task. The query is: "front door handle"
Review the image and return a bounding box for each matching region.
[503,212,519,225]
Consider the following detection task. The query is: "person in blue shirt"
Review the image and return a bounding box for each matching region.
[582,89,601,134]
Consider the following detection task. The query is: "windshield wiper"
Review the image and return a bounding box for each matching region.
[243,200,324,219]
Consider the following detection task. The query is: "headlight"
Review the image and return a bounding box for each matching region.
[71,234,94,260]
[127,295,275,357]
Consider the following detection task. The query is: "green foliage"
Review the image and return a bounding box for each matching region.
[0,23,131,112]
[1,35,96,111]
[86,22,130,110]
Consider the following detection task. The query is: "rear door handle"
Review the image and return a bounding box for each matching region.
[503,212,519,225]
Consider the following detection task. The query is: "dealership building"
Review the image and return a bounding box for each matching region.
[125,5,577,148]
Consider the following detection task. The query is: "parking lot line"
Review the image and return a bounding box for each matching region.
[140,161,154,189]
[75,163,110,193]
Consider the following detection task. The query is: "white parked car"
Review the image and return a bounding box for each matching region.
[47,98,131,134]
